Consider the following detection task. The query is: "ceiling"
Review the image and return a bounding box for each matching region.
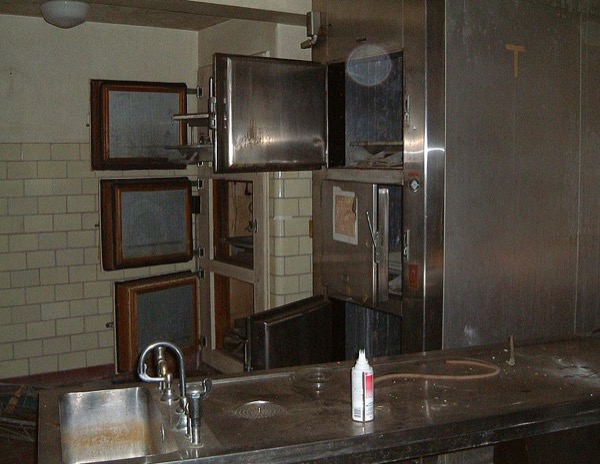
[0,0,306,31]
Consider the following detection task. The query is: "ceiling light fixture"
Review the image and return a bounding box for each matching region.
[40,0,90,29]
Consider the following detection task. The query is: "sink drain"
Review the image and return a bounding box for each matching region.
[234,400,286,419]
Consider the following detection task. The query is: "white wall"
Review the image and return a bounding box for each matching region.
[0,16,198,143]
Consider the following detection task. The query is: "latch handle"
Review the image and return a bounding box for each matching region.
[365,211,382,264]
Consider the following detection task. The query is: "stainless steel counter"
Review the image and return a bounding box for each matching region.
[38,336,600,463]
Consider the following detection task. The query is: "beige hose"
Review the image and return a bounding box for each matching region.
[374,358,501,384]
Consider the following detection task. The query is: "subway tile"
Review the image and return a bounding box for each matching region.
[272,198,299,217]
[68,160,94,179]
[271,237,299,257]
[10,270,40,288]
[84,315,111,333]
[26,285,55,304]
[0,143,22,161]
[7,161,37,179]
[0,272,9,290]
[24,179,53,196]
[68,264,97,283]
[284,217,309,237]
[67,195,96,213]
[298,236,313,255]
[82,212,99,230]
[0,252,26,271]
[14,339,43,359]
[271,275,299,295]
[0,198,6,216]
[70,299,97,317]
[284,178,311,198]
[9,233,38,252]
[269,179,284,199]
[0,179,24,197]
[38,196,67,214]
[56,317,84,336]
[26,320,55,339]
[270,294,287,308]
[8,197,38,215]
[298,273,313,293]
[56,249,84,266]
[42,336,71,355]
[97,297,113,315]
[50,143,80,161]
[284,255,312,275]
[298,198,312,217]
[58,351,87,371]
[83,247,101,265]
[86,347,114,367]
[26,250,56,268]
[24,214,53,233]
[81,178,98,195]
[55,283,84,301]
[40,266,69,285]
[298,170,312,179]
[71,333,98,352]
[0,216,24,234]
[37,161,67,178]
[29,355,58,375]
[38,232,67,250]
[0,307,9,326]
[52,178,82,196]
[0,359,29,379]
[0,162,5,179]
[41,301,70,321]
[280,171,299,179]
[84,281,111,299]
[0,343,13,362]
[98,330,114,348]
[270,218,285,237]
[11,304,41,324]
[22,143,51,161]
[79,143,91,160]
[0,323,27,342]
[67,231,96,248]
[270,256,286,276]
[0,288,26,308]
[54,213,82,231]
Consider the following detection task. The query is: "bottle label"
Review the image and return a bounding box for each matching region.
[352,370,374,421]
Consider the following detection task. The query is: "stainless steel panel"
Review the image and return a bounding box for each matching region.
[311,0,404,63]
[248,296,333,370]
[577,16,600,333]
[213,53,326,172]
[321,180,379,307]
[444,1,580,347]
[400,0,432,352]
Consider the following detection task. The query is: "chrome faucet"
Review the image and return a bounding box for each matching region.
[138,341,188,429]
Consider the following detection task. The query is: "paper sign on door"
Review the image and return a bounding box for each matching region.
[332,186,358,245]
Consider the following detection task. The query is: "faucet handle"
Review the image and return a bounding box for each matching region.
[185,379,212,445]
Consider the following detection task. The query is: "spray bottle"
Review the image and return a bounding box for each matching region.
[351,349,374,422]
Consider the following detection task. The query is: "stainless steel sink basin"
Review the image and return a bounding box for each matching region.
[59,386,177,464]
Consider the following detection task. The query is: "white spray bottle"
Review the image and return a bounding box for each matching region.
[351,349,374,422]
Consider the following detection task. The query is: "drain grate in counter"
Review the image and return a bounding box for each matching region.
[234,400,286,420]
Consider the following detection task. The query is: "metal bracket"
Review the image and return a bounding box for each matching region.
[301,11,323,49]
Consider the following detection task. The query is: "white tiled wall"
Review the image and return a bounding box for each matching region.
[0,142,197,379]
[269,171,313,307]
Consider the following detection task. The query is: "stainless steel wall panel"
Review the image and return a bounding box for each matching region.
[577,16,600,334]
[444,1,581,347]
